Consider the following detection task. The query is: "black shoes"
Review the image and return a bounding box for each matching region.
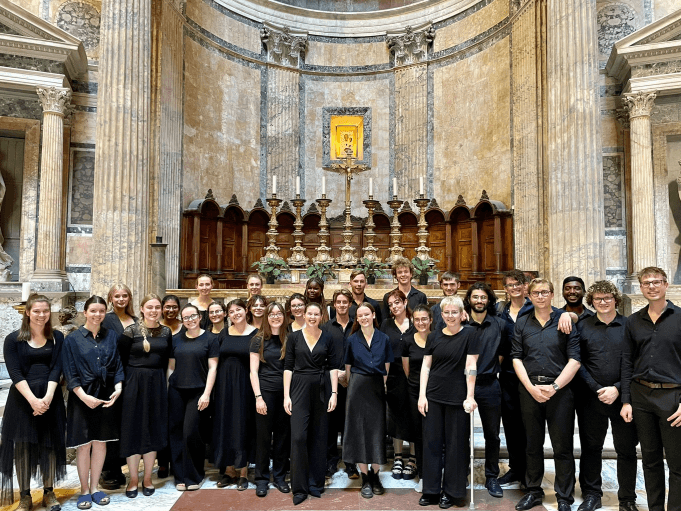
[273,481,290,493]
[100,473,126,490]
[486,477,503,498]
[516,492,543,510]
[439,493,454,509]
[498,469,522,486]
[578,495,602,511]
[345,463,360,479]
[558,502,572,511]
[370,468,385,495]
[392,456,404,479]
[292,493,307,505]
[326,462,337,478]
[237,477,249,491]
[216,474,235,488]
[619,502,638,511]
[419,494,440,506]
[125,487,138,499]
[360,472,373,499]
[255,484,268,497]
[142,486,155,497]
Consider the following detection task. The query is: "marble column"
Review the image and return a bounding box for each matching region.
[31,86,71,288]
[92,0,152,300]
[623,91,657,274]
[546,0,605,286]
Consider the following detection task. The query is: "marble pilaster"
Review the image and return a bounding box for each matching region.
[546,0,605,286]
[31,86,71,288]
[623,91,657,274]
[92,0,152,300]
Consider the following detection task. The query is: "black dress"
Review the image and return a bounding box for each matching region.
[380,318,416,441]
[401,333,428,475]
[212,329,257,470]
[0,331,67,505]
[118,323,172,457]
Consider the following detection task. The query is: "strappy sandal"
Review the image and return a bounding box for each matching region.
[391,456,404,480]
[76,494,92,510]
[90,491,109,506]
[402,457,417,480]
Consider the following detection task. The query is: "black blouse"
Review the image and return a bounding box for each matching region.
[169,330,219,389]
[425,327,479,406]
[118,323,172,370]
[250,335,286,393]
[284,330,340,375]
[380,318,415,379]
[401,333,427,389]
[102,312,138,336]
[3,330,64,385]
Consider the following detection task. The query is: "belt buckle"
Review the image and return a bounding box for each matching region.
[537,376,548,382]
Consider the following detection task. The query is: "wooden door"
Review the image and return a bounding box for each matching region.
[246,210,269,269]
[222,207,244,273]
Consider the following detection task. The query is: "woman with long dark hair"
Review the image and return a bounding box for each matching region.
[207,301,227,335]
[246,295,268,330]
[286,294,306,332]
[249,302,291,497]
[304,278,329,324]
[0,295,66,511]
[160,295,183,336]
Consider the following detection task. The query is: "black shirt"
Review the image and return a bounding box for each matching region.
[382,286,428,320]
[118,323,172,370]
[425,327,480,405]
[322,316,354,370]
[498,298,533,373]
[575,313,627,394]
[102,311,138,336]
[4,330,64,385]
[330,296,382,326]
[621,300,681,404]
[561,305,595,322]
[401,333,427,389]
[284,330,340,374]
[344,329,394,376]
[510,307,581,378]
[430,300,445,333]
[467,313,506,378]
[169,330,219,389]
[380,317,416,380]
[250,334,286,393]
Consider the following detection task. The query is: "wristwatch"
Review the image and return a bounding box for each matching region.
[551,382,560,391]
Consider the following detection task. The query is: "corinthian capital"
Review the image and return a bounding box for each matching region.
[260,23,308,68]
[623,91,656,120]
[36,87,72,115]
[387,23,435,67]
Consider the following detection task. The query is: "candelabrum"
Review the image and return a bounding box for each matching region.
[337,201,357,267]
[414,195,432,261]
[287,195,309,267]
[261,195,282,261]
[386,196,404,266]
[362,197,381,262]
[313,195,333,263]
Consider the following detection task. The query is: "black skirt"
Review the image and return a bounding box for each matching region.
[66,379,121,448]
[343,373,387,465]
[386,367,415,441]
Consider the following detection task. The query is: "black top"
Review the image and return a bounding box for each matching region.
[250,335,286,393]
[382,286,428,320]
[102,312,138,336]
[560,305,595,322]
[322,316,354,370]
[510,307,581,378]
[344,329,394,376]
[621,300,681,404]
[284,329,340,374]
[380,317,416,379]
[169,330,219,389]
[576,313,627,394]
[401,333,427,388]
[118,323,172,370]
[430,300,445,333]
[3,330,64,385]
[425,327,480,405]
[349,296,383,326]
[467,313,506,377]
[498,298,534,373]
[63,326,125,394]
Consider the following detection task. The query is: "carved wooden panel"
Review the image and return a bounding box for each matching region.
[276,213,296,262]
[480,218,496,272]
[222,207,243,273]
[371,214,391,262]
[399,212,418,262]
[198,202,219,272]
[426,210,446,273]
[302,214,321,262]
[247,210,269,269]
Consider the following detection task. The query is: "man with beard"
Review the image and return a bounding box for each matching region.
[464,282,506,498]
[561,277,593,322]
[382,258,427,319]
[431,272,461,333]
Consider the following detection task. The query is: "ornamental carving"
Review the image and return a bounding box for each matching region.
[36,86,72,115]
[55,1,101,52]
[623,91,656,119]
[387,24,435,67]
[260,24,308,68]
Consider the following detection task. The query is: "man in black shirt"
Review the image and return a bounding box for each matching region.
[621,267,681,511]
[575,281,638,511]
[431,271,461,332]
[382,257,427,319]
[561,276,594,322]
[464,282,506,498]
[511,278,581,511]
[347,270,382,326]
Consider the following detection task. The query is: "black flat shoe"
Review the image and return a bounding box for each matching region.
[516,493,543,510]
[498,469,521,485]
[486,477,503,498]
[142,487,155,496]
[293,494,308,505]
[578,495,601,511]
[619,502,639,511]
[273,481,290,494]
[216,474,235,488]
[125,488,138,499]
[255,485,268,497]
[419,494,440,506]
[237,477,249,491]
[309,488,323,498]
[439,493,455,509]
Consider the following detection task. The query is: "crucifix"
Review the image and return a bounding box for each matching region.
[324,146,370,266]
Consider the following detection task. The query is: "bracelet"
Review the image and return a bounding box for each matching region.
[255,394,262,398]
[464,369,477,376]
[331,391,338,394]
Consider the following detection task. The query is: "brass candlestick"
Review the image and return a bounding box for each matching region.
[414,195,432,261]
[261,195,282,261]
[386,196,404,266]
[313,195,333,263]
[287,195,309,266]
[362,197,381,262]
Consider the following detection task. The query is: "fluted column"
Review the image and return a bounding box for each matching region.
[32,87,71,284]
[546,0,605,286]
[92,0,151,299]
[623,91,657,273]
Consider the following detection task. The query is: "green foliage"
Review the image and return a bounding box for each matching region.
[356,257,389,279]
[410,256,440,278]
[251,258,289,279]
[306,262,337,281]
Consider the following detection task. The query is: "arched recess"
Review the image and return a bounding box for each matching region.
[371,211,391,262]
[246,209,270,270]
[425,208,446,273]
[447,205,473,287]
[180,197,221,288]
[221,205,245,275]
[471,198,514,289]
[302,212,321,262]
[398,210,419,262]
[276,211,296,262]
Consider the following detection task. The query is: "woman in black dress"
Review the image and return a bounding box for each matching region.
[246,294,268,330]
[63,295,124,509]
[286,293,306,332]
[189,274,215,329]
[0,295,66,511]
[168,304,218,491]
[380,289,416,479]
[249,302,291,497]
[401,304,432,488]
[207,301,226,335]
[417,296,479,508]
[304,278,329,323]
[343,303,393,499]
[284,302,339,505]
[118,294,172,498]
[213,299,257,490]
[160,295,182,336]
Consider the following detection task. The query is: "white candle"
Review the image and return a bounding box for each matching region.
[272,175,277,195]
[420,176,424,195]
[21,282,30,301]
[296,176,300,195]
[393,178,397,197]
[322,176,326,195]
[369,178,373,197]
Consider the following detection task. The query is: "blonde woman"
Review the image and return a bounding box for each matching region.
[190,274,215,329]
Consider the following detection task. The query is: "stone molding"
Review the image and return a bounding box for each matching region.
[0,67,68,93]
[36,86,71,115]
[260,23,307,68]
[615,107,630,129]
[623,91,656,119]
[386,23,435,67]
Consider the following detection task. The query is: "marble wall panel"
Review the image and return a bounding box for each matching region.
[69,148,94,225]
[53,0,101,59]
[306,39,389,68]
[596,1,641,63]
[600,114,621,148]
[182,36,262,208]
[70,110,96,144]
[666,134,681,284]
[0,300,23,361]
[9,0,41,17]
[433,38,511,212]
[66,232,91,265]
[0,97,42,120]
[603,155,623,227]
[605,236,626,269]
[653,0,679,20]
[433,0,508,53]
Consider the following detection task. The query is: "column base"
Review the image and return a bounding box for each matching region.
[622,274,640,295]
[30,271,70,293]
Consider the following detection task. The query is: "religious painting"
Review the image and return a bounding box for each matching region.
[330,115,363,160]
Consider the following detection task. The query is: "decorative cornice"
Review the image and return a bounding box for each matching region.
[36,86,71,115]
[386,23,434,67]
[260,23,307,68]
[0,6,59,41]
[622,91,656,119]
[0,67,68,92]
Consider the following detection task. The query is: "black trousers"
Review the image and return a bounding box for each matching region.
[290,374,329,496]
[254,389,290,485]
[326,384,347,467]
[500,372,527,480]
[476,379,501,479]
[575,386,638,502]
[407,386,423,477]
[422,400,469,498]
[518,383,575,504]
[631,381,681,511]
[168,386,208,486]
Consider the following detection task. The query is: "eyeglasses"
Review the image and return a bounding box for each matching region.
[504,282,523,289]
[641,279,666,288]
[530,290,551,298]
[182,313,200,322]
[592,296,614,304]
[442,311,460,317]
[291,303,305,309]
[413,317,431,323]
[268,313,284,319]
[470,296,488,302]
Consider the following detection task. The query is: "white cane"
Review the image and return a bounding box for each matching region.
[466,403,475,509]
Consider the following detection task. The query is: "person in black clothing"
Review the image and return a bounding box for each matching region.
[331,270,382,325]
[323,289,358,479]
[118,294,172,499]
[574,281,638,511]
[561,277,594,322]
[511,278,581,511]
[343,303,393,499]
[621,267,681,511]
[250,302,291,497]
[63,295,125,509]
[287,293,307,333]
[382,257,428,320]
[464,282,506,498]
[0,295,66,511]
[305,277,330,324]
[418,295,479,509]
[246,294,268,330]
[284,302,340,505]
[189,274,215,329]
[430,272,461,333]
[167,304,218,491]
